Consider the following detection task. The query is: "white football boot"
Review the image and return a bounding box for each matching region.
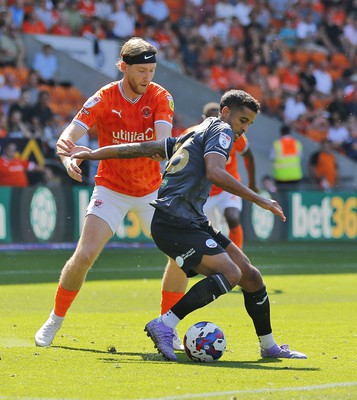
[35,311,64,347]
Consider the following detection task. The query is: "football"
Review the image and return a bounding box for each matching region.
[183,321,226,362]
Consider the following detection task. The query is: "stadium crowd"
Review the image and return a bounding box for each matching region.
[0,0,356,188]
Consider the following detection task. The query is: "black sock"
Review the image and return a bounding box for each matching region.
[171,274,232,320]
[242,286,272,336]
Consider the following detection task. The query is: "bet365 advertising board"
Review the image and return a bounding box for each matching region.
[242,190,356,242]
[0,187,355,244]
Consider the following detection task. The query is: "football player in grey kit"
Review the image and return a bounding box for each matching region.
[58,89,307,362]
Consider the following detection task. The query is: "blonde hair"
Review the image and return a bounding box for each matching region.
[117,37,158,68]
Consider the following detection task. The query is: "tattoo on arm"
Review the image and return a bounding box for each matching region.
[114,140,166,159]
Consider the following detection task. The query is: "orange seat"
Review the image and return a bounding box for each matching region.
[311,52,327,66]
[331,53,351,69]
[52,85,68,100]
[292,50,310,66]
[327,68,343,81]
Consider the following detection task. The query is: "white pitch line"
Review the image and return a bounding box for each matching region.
[138,381,357,400]
[0,382,356,400]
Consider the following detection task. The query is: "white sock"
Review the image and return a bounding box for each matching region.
[50,310,64,321]
[259,333,276,349]
[160,310,180,329]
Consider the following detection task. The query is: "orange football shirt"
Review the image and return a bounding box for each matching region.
[210,134,249,196]
[74,81,174,197]
[0,157,30,187]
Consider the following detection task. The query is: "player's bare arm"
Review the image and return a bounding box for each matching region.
[59,139,167,161]
[205,153,286,222]
[56,122,88,182]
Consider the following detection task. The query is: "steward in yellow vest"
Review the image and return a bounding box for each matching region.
[270,125,303,190]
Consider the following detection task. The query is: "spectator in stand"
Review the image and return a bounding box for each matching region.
[22,9,47,34]
[0,72,21,115]
[180,36,200,78]
[95,0,113,21]
[7,109,32,139]
[252,1,272,30]
[78,0,96,19]
[23,70,40,106]
[283,92,307,126]
[29,90,54,129]
[327,87,351,123]
[197,15,217,42]
[316,9,345,54]
[233,0,253,27]
[309,139,338,191]
[8,88,32,124]
[299,61,317,103]
[107,1,137,40]
[174,3,198,35]
[313,60,333,97]
[8,0,25,29]
[280,63,300,96]
[0,142,50,187]
[278,18,298,49]
[141,0,170,27]
[64,0,83,36]
[81,15,106,40]
[341,15,357,64]
[270,124,304,191]
[296,12,318,47]
[327,114,350,148]
[228,16,245,44]
[34,0,55,31]
[215,0,235,20]
[154,20,180,50]
[268,0,290,21]
[0,22,25,68]
[32,44,58,86]
[50,12,73,36]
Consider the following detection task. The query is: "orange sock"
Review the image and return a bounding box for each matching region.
[229,224,243,249]
[53,284,79,317]
[161,290,185,315]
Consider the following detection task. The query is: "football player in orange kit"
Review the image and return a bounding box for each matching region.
[35,37,184,348]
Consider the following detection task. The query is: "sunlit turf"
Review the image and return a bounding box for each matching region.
[0,242,356,400]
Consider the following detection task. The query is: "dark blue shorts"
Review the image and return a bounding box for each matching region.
[151,210,231,277]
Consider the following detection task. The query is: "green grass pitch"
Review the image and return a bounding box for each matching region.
[0,242,356,400]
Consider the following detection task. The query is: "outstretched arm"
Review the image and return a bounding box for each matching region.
[57,138,167,160]
[205,153,286,222]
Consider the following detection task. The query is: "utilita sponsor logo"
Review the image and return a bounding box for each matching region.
[112,128,154,143]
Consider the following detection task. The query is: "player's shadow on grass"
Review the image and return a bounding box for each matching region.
[53,345,318,371]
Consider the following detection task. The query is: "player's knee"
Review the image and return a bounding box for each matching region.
[70,249,98,271]
[240,264,264,290]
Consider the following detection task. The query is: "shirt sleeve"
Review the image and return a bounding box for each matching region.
[204,125,233,160]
